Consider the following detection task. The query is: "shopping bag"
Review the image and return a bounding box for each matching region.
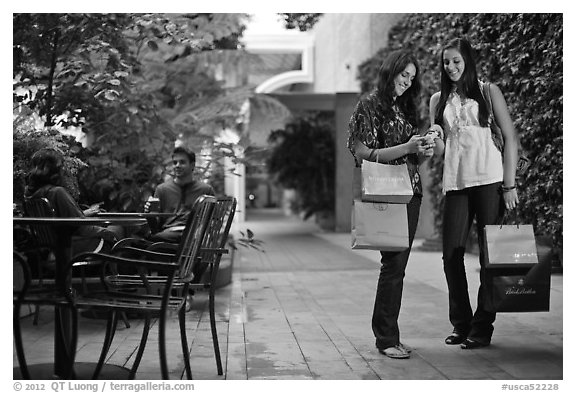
[357,160,413,204]
[483,224,539,269]
[483,261,551,313]
[351,200,409,251]
[483,235,553,313]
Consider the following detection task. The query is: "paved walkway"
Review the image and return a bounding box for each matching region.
[224,209,563,381]
[14,208,564,383]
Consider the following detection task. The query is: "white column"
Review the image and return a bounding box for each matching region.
[224,153,246,224]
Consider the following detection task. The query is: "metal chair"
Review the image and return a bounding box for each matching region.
[188,196,237,375]
[14,198,79,379]
[21,198,131,328]
[69,195,217,379]
[21,198,59,325]
[107,196,237,376]
[12,246,78,379]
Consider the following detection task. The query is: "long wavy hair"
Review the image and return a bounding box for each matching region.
[434,37,489,127]
[26,148,64,194]
[376,49,421,127]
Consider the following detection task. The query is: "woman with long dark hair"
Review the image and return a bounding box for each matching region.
[24,148,118,253]
[429,38,519,349]
[348,49,438,359]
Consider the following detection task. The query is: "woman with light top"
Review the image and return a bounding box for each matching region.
[429,37,519,349]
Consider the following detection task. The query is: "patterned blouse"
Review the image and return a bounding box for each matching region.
[347,91,422,196]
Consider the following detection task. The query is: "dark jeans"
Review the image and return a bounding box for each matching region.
[149,228,183,243]
[442,182,504,344]
[372,196,421,350]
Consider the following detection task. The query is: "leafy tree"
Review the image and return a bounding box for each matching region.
[278,13,323,31]
[356,13,563,249]
[13,13,253,211]
[267,111,335,219]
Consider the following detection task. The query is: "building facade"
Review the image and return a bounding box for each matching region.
[242,13,435,238]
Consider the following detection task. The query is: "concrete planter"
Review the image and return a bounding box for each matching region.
[315,210,335,231]
[201,236,236,289]
[213,246,235,289]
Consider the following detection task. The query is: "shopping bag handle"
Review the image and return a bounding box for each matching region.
[364,149,380,165]
[497,208,520,229]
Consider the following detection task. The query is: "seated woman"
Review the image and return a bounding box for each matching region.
[24,148,119,255]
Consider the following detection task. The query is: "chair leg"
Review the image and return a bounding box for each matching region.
[120,312,131,329]
[92,311,119,379]
[33,305,40,325]
[209,287,223,375]
[32,252,43,326]
[159,308,170,379]
[179,306,193,379]
[128,315,151,379]
[64,304,79,379]
[13,303,30,379]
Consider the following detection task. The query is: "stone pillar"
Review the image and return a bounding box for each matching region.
[334,92,359,233]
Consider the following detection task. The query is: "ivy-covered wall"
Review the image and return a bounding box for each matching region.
[356,13,563,250]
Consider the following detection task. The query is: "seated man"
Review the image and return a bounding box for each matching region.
[145,146,215,243]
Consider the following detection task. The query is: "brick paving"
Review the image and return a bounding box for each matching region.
[14,209,563,381]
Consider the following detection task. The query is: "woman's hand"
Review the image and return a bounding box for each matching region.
[405,135,426,154]
[503,189,519,210]
[420,146,435,158]
[83,203,102,217]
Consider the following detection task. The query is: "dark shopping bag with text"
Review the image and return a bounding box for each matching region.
[483,261,551,313]
[483,223,553,312]
[351,200,409,251]
[355,159,413,204]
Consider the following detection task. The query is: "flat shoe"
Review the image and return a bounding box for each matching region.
[379,345,410,359]
[445,333,466,345]
[399,342,412,353]
[460,338,490,349]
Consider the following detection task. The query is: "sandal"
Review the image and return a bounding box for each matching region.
[445,333,466,345]
[379,345,410,359]
[460,338,490,349]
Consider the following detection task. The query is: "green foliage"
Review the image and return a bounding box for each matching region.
[13,110,86,204]
[278,13,323,31]
[356,13,563,249]
[13,13,250,212]
[229,229,265,253]
[267,112,335,219]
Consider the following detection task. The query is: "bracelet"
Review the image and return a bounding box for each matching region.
[501,185,516,192]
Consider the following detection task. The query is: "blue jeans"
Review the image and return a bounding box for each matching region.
[372,196,421,350]
[442,182,504,344]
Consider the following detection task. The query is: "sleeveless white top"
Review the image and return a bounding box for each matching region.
[442,87,503,193]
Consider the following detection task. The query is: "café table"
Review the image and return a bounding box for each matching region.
[95,212,177,219]
[13,216,147,380]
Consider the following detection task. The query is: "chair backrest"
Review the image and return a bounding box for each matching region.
[188,196,237,285]
[23,197,59,247]
[200,196,237,264]
[175,195,217,281]
[13,250,30,297]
